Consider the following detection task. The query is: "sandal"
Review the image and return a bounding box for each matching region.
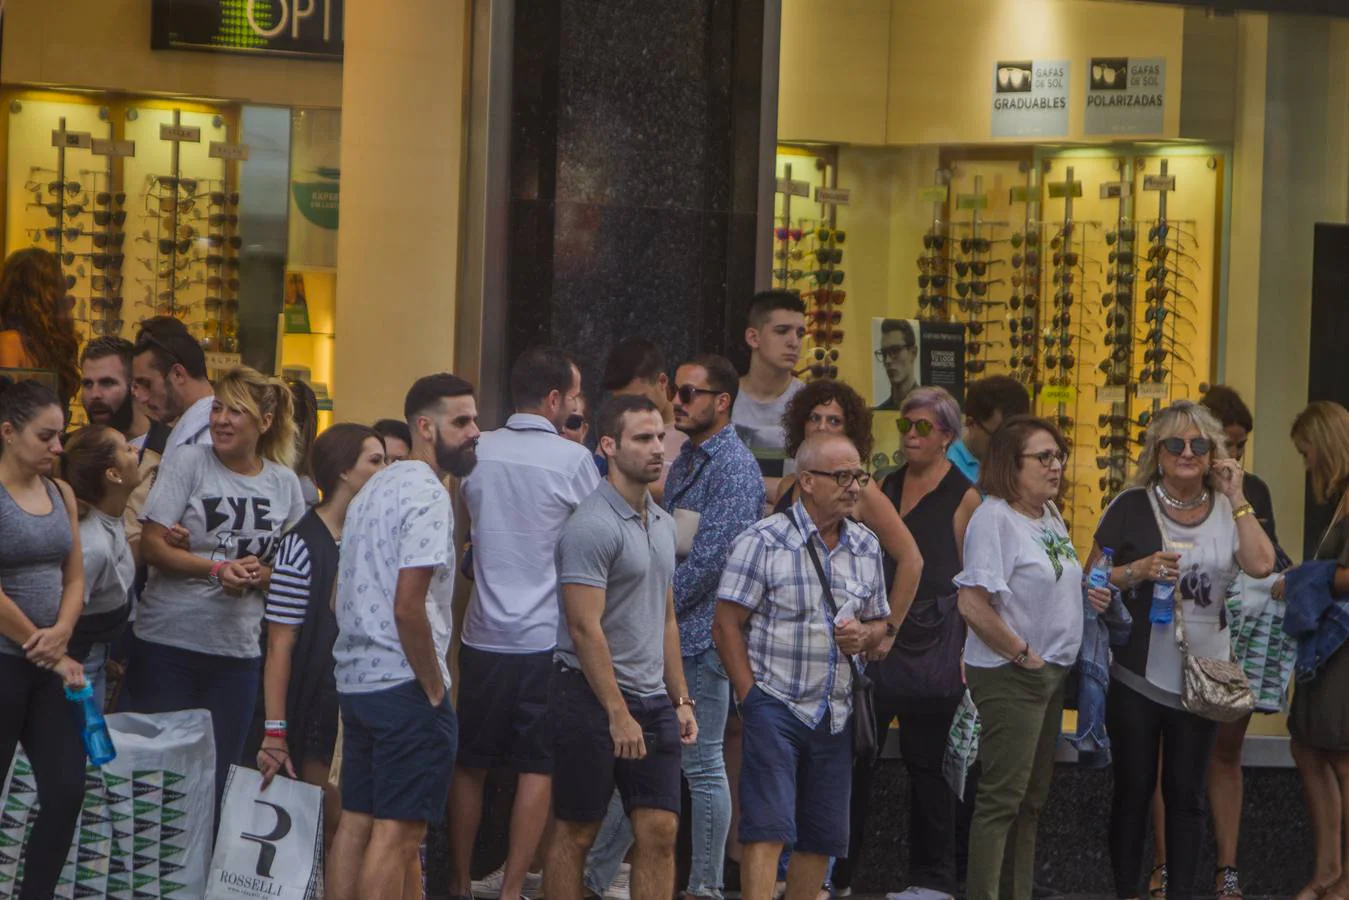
[1148,865,1167,899]
[1215,866,1243,900]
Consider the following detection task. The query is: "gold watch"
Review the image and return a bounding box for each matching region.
[675,696,697,709]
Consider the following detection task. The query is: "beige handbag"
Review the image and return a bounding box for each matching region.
[1145,490,1255,722]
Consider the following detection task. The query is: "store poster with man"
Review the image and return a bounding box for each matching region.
[869,318,966,474]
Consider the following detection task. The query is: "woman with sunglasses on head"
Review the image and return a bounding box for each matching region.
[61,425,143,711]
[833,387,981,898]
[258,423,386,852]
[956,416,1095,900]
[287,377,321,508]
[1088,400,1274,900]
[125,366,307,803]
[1280,402,1349,900]
[0,378,89,900]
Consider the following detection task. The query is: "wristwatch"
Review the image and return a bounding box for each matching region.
[1011,643,1031,667]
[884,621,898,638]
[675,696,696,710]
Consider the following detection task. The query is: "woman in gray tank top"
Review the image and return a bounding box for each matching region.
[0,378,89,900]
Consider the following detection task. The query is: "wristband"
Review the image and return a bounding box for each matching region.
[264,720,288,730]
[1233,503,1254,522]
[208,560,227,587]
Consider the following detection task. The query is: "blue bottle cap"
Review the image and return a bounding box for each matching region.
[64,683,94,702]
[1102,547,1113,556]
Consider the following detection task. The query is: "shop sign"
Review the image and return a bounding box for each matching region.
[152,0,344,62]
[815,187,850,206]
[52,130,92,150]
[160,124,201,143]
[1084,57,1166,135]
[209,142,251,161]
[1041,384,1076,405]
[92,139,136,158]
[991,60,1069,139]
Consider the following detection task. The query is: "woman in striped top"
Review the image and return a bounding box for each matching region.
[257,423,386,845]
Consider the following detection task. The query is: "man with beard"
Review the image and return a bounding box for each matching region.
[546,395,698,900]
[329,372,481,900]
[130,318,216,463]
[451,346,600,900]
[664,354,764,900]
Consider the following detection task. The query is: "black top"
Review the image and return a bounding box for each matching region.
[880,464,972,599]
[1242,472,1278,546]
[281,508,341,763]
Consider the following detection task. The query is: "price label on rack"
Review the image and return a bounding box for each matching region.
[1009,186,1033,203]
[1100,182,1132,200]
[209,142,251,161]
[1138,382,1169,400]
[1096,385,1128,404]
[91,139,136,157]
[918,186,949,203]
[815,187,850,206]
[51,130,92,149]
[956,194,989,210]
[1041,385,1076,405]
[160,124,202,143]
[775,178,810,197]
[1047,180,1083,199]
[1143,174,1176,192]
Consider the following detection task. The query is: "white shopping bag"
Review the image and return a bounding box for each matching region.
[0,708,216,899]
[206,764,324,900]
[942,689,981,802]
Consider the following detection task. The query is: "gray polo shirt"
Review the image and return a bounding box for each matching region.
[555,480,677,698]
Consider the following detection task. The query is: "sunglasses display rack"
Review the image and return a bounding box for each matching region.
[953,180,1010,381]
[916,173,952,324]
[1096,159,1140,508]
[1006,167,1042,385]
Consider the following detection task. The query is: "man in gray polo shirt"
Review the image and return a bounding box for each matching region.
[546,395,700,900]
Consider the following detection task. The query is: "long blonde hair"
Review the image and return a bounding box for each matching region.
[1128,400,1229,490]
[1292,401,1349,505]
[214,366,297,468]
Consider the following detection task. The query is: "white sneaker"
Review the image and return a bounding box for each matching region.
[603,863,631,900]
[471,868,544,899]
[886,888,954,900]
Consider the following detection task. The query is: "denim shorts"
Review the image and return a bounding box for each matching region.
[339,679,457,824]
[738,685,852,857]
[550,664,681,821]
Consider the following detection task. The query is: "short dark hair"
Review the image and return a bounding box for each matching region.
[311,422,381,501]
[133,317,207,380]
[509,346,576,410]
[979,415,1069,502]
[880,319,916,347]
[80,336,135,375]
[597,395,659,446]
[686,353,740,404]
[1200,385,1254,433]
[747,290,806,330]
[602,337,665,392]
[404,373,475,422]
[783,379,874,460]
[964,375,1031,424]
[373,418,413,449]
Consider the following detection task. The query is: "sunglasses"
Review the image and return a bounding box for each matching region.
[1043,332,1072,349]
[29,226,83,243]
[1102,309,1129,328]
[208,213,240,228]
[916,256,950,273]
[813,269,845,285]
[808,363,839,379]
[1054,290,1074,308]
[966,340,1005,355]
[811,347,840,363]
[34,202,84,218]
[563,413,585,431]
[774,268,806,282]
[954,259,1002,278]
[1100,292,1130,310]
[816,227,847,244]
[955,279,1002,298]
[1052,251,1080,268]
[812,327,844,343]
[806,289,846,305]
[92,296,124,312]
[1009,352,1036,369]
[960,237,1006,255]
[965,320,986,336]
[209,191,241,207]
[1006,314,1035,332]
[1159,436,1212,457]
[204,296,241,314]
[90,319,124,335]
[92,274,124,292]
[1010,332,1036,348]
[774,226,804,242]
[922,233,947,251]
[916,293,948,310]
[39,180,83,197]
[1011,250,1039,269]
[207,276,241,292]
[918,273,949,290]
[1105,227,1136,246]
[1042,352,1075,370]
[894,416,936,438]
[1107,270,1135,286]
[93,210,127,227]
[205,254,241,270]
[1008,292,1038,311]
[1009,230,1040,249]
[153,175,200,194]
[94,192,126,208]
[962,358,987,374]
[774,248,805,262]
[1107,249,1135,266]
[811,309,842,325]
[207,234,243,250]
[1051,311,1072,329]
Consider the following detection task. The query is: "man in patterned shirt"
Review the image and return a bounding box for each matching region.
[662,353,764,900]
[713,433,889,900]
[329,373,480,900]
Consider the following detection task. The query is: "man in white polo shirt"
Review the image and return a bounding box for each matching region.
[451,346,602,900]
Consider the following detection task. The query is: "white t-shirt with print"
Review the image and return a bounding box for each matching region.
[955,497,1085,668]
[333,460,455,695]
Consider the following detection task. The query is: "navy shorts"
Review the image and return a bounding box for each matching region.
[738,685,852,857]
[550,664,681,822]
[339,679,457,823]
[457,645,553,773]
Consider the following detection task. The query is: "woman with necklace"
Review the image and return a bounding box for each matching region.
[258,423,386,853]
[955,415,1100,900]
[1089,400,1274,900]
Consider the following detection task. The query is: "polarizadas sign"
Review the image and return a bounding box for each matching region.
[152,0,343,61]
[991,60,1070,138]
[1084,57,1165,135]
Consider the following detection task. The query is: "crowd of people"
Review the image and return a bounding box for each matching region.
[1,279,1348,900]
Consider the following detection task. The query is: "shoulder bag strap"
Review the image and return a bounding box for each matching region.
[786,507,866,680]
[1143,488,1190,655]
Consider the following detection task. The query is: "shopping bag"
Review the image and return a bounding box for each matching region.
[941,689,981,802]
[206,764,324,900]
[0,709,216,899]
[1227,572,1297,713]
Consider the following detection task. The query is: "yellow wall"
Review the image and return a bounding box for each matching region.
[331,0,469,424]
[2,0,342,108]
[779,0,1185,145]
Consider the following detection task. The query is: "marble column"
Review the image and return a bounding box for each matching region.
[507,0,770,393]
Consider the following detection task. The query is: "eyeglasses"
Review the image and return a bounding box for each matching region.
[774,226,804,242]
[807,468,870,488]
[1160,436,1212,457]
[954,259,1002,278]
[1022,449,1067,467]
[874,344,913,362]
[897,417,937,437]
[816,227,847,244]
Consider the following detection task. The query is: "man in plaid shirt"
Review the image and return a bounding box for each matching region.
[713,433,890,900]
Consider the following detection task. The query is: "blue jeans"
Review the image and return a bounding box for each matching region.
[584,792,632,895]
[82,642,111,713]
[121,635,262,808]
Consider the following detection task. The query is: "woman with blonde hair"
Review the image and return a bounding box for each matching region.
[124,366,307,801]
[0,247,80,411]
[1282,401,1349,900]
[1088,400,1274,900]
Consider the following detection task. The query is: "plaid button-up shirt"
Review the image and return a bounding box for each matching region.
[717,500,888,734]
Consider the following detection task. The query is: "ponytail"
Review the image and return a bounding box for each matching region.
[213,366,299,468]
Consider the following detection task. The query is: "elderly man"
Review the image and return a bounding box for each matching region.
[713,434,890,900]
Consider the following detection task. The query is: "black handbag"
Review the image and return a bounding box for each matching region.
[787,509,880,762]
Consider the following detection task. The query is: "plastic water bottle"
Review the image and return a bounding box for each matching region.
[1149,566,1176,625]
[1086,549,1113,622]
[66,683,116,766]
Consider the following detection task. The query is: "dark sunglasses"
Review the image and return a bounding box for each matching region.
[1008,292,1037,311]
[954,259,1002,278]
[674,384,720,405]
[564,414,585,431]
[897,417,936,437]
[1105,227,1136,246]
[1009,231,1040,249]
[1160,437,1212,457]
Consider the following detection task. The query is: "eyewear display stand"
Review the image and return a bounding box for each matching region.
[1097,158,1138,508]
[1007,164,1041,384]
